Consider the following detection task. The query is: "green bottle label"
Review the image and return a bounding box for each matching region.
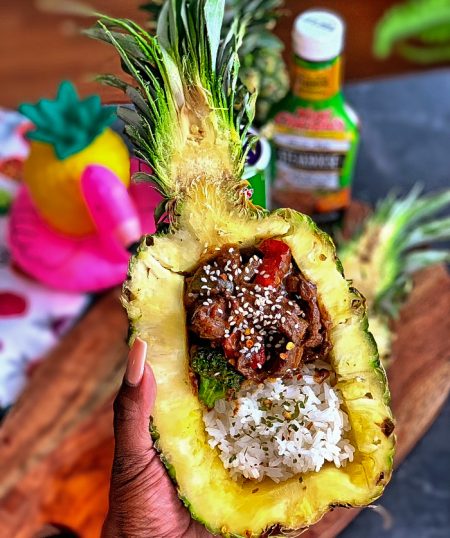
[271,55,360,217]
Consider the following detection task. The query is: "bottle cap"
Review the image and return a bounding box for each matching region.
[293,10,345,62]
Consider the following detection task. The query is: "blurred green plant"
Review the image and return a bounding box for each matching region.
[374,0,450,63]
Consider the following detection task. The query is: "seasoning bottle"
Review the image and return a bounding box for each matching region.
[270,10,360,223]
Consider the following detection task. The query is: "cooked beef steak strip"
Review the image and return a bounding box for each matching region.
[190,296,228,340]
[185,241,331,381]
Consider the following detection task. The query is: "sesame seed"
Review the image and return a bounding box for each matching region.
[201,277,207,283]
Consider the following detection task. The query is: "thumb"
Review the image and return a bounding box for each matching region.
[113,337,156,455]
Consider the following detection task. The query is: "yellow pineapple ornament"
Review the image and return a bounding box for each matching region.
[19,81,130,235]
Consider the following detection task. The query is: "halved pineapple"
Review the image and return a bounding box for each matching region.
[87,1,395,535]
[339,188,450,364]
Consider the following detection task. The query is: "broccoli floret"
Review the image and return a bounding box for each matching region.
[191,348,244,408]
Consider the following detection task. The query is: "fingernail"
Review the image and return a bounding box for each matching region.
[125,337,147,386]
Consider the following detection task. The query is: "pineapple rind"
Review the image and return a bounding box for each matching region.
[123,205,395,537]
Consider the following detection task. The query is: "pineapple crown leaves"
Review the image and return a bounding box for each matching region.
[18,81,116,160]
[343,186,450,317]
[141,0,285,35]
[140,0,288,124]
[85,0,256,200]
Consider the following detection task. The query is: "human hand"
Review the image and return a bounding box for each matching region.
[102,338,212,538]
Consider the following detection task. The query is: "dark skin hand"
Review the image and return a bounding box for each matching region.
[103,338,212,538]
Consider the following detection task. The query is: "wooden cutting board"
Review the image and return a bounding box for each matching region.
[0,264,449,538]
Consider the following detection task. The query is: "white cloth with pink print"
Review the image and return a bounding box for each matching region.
[0,109,160,409]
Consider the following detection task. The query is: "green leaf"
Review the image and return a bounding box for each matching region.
[204,0,225,69]
[373,0,450,59]
[405,216,450,248]
[399,42,450,64]
[404,249,450,274]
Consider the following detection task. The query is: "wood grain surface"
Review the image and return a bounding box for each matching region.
[0,265,448,538]
[0,0,439,109]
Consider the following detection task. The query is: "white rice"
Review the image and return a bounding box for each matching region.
[203,364,354,482]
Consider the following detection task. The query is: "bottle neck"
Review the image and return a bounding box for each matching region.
[292,55,343,105]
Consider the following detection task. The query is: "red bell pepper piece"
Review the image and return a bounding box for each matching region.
[250,347,267,370]
[255,239,291,287]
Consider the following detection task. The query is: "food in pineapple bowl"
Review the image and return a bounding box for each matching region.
[87,0,395,535]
